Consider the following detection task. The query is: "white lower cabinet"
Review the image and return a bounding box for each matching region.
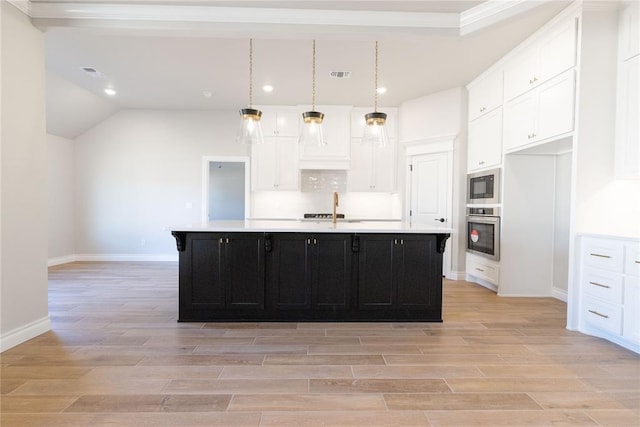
[578,236,640,353]
[466,252,500,290]
[503,69,575,152]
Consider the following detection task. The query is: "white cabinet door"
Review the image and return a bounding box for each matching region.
[504,47,538,101]
[468,70,504,121]
[258,107,299,137]
[252,136,299,191]
[503,70,575,152]
[468,108,502,172]
[619,2,640,61]
[348,140,395,192]
[252,138,278,190]
[503,90,536,151]
[536,70,575,141]
[623,276,640,345]
[504,16,577,101]
[615,55,640,178]
[299,105,351,169]
[537,17,578,84]
[276,137,300,190]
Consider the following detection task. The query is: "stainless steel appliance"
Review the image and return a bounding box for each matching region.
[467,168,501,204]
[466,207,500,261]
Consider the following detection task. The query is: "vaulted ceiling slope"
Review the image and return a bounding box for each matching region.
[12,0,571,139]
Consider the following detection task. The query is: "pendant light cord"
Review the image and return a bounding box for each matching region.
[249,38,254,108]
[374,40,379,113]
[312,40,316,111]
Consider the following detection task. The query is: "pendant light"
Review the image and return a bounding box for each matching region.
[362,41,389,148]
[299,40,326,147]
[236,39,264,145]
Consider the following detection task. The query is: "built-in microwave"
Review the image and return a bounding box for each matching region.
[467,168,501,205]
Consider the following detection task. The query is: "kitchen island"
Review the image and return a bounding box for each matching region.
[171,220,451,322]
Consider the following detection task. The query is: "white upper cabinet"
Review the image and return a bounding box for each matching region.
[348,107,397,192]
[252,137,299,191]
[467,107,503,172]
[350,107,398,141]
[258,106,299,137]
[348,140,396,192]
[615,2,640,179]
[504,17,578,101]
[251,106,300,191]
[468,69,503,122]
[298,105,351,170]
[619,1,640,61]
[503,69,575,152]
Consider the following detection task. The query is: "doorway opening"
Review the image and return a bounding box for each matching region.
[202,156,250,222]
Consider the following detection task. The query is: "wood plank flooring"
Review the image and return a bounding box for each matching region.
[1,261,639,426]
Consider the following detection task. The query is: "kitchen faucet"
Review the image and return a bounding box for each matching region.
[332,191,339,224]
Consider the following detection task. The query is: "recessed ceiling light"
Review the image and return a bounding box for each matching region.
[376,87,387,95]
[104,88,116,96]
[203,90,213,98]
[262,85,274,93]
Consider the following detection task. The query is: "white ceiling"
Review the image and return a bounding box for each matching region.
[26,0,573,138]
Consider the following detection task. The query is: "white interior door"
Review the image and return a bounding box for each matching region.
[408,151,452,279]
[409,152,449,225]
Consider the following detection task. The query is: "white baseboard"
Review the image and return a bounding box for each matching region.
[552,287,568,303]
[446,270,466,281]
[0,316,51,352]
[48,255,76,267]
[48,254,178,265]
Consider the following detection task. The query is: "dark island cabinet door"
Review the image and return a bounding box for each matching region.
[312,234,352,311]
[225,233,265,310]
[269,234,312,310]
[183,233,225,310]
[358,234,396,310]
[396,234,442,311]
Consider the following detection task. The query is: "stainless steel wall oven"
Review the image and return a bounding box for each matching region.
[466,207,500,261]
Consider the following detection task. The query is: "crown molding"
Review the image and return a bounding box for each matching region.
[6,0,31,16]
[24,0,565,36]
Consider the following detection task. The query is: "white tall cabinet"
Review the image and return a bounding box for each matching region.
[615,1,640,178]
[251,107,300,191]
[467,70,503,172]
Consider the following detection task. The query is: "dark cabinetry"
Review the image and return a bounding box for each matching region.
[178,233,265,320]
[173,230,447,322]
[269,233,353,313]
[358,234,442,319]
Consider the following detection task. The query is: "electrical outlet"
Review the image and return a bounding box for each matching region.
[186,202,193,209]
[140,239,146,246]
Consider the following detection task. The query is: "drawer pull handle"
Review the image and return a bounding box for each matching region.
[588,309,609,319]
[590,253,611,259]
[475,268,485,272]
[589,281,610,289]
[635,260,640,264]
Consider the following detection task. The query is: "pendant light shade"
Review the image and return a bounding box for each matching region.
[299,40,326,147]
[362,41,389,148]
[236,39,264,145]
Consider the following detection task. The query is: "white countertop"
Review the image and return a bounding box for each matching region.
[170,220,453,234]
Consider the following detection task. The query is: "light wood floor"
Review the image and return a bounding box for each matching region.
[1,262,639,426]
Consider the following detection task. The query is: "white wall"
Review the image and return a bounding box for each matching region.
[0,2,50,351]
[47,133,75,261]
[398,87,467,278]
[553,152,572,294]
[74,109,248,256]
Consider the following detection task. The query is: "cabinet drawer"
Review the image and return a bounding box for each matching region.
[582,238,624,272]
[582,268,623,304]
[467,257,499,284]
[582,296,623,335]
[624,242,640,277]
